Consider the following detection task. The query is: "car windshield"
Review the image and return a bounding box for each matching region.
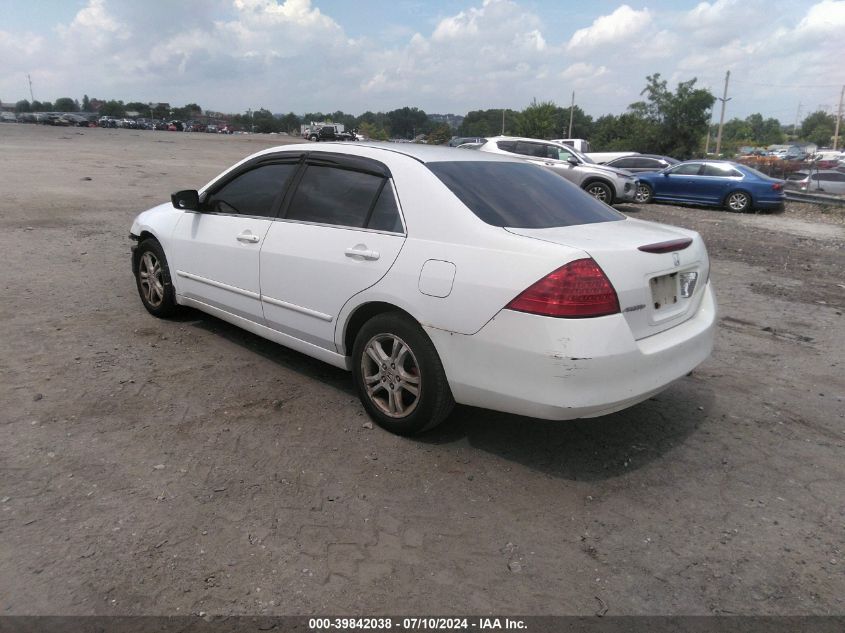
[427,161,624,229]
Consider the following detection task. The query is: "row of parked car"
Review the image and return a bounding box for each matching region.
[4,112,237,133]
[456,136,789,211]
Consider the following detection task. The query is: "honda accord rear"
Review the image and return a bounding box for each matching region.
[418,158,717,420]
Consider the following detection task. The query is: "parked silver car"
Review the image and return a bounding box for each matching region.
[477,136,638,204]
[784,170,845,195]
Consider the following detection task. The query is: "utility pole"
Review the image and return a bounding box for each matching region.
[704,107,715,154]
[714,70,731,156]
[501,109,505,135]
[834,85,844,151]
[27,73,34,103]
[793,102,802,139]
[568,91,575,138]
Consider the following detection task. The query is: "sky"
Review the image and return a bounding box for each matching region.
[1,0,843,122]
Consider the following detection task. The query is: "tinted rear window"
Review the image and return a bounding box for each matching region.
[427,161,624,229]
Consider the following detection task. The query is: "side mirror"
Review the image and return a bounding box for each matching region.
[567,157,579,166]
[171,189,200,211]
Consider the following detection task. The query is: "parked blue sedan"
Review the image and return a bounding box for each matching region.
[634,160,785,212]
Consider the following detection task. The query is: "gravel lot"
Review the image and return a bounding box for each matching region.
[1,124,843,616]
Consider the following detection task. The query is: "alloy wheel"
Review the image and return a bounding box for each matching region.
[727,192,749,211]
[138,251,164,307]
[361,333,421,418]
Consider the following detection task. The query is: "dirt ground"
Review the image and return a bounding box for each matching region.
[0,124,843,616]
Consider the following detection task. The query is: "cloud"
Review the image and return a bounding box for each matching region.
[566,5,652,52]
[0,0,840,122]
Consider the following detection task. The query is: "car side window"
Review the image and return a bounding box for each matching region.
[702,163,735,177]
[514,142,546,158]
[206,163,298,217]
[366,181,403,233]
[640,159,662,168]
[547,145,574,161]
[285,165,385,228]
[612,158,637,168]
[818,173,844,181]
[671,163,703,176]
[496,140,516,152]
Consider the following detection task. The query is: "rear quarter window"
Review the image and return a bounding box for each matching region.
[427,161,624,229]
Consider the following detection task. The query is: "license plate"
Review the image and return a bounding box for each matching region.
[650,274,678,310]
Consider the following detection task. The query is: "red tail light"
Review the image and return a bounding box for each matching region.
[506,258,620,318]
[772,182,783,191]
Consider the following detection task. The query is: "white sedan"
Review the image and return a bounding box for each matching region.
[130,143,716,435]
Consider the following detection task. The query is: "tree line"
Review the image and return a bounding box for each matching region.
[9,74,840,156]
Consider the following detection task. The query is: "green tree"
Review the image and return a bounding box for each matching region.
[81,94,91,111]
[32,100,53,112]
[171,103,202,120]
[426,123,453,145]
[800,110,835,147]
[250,109,280,133]
[152,103,170,119]
[99,100,126,117]
[458,108,519,137]
[125,101,150,114]
[54,97,79,112]
[278,112,301,134]
[15,100,31,113]
[619,73,715,158]
[358,121,388,140]
[553,104,593,139]
[386,106,429,139]
[516,99,558,139]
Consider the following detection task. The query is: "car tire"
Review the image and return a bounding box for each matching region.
[309,135,318,142]
[352,312,454,436]
[584,181,613,204]
[725,190,751,212]
[635,183,653,204]
[133,238,178,318]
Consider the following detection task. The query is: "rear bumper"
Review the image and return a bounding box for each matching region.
[426,282,716,420]
[755,196,785,210]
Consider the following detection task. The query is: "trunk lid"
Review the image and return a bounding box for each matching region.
[505,217,710,340]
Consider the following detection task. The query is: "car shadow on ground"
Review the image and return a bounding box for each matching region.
[179,308,712,482]
[175,308,357,396]
[420,377,714,482]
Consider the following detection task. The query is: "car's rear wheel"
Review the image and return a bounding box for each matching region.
[635,183,653,203]
[352,312,454,436]
[134,238,178,318]
[725,190,751,212]
[584,181,613,204]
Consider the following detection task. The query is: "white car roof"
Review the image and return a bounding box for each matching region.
[258,142,521,165]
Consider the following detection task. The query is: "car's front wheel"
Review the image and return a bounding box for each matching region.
[352,312,454,435]
[584,181,613,204]
[725,190,751,212]
[133,238,178,318]
[635,183,653,203]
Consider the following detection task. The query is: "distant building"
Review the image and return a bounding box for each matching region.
[0,102,15,112]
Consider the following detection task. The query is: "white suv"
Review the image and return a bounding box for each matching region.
[477,136,639,204]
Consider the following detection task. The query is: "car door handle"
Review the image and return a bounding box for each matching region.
[236,231,260,244]
[345,246,380,261]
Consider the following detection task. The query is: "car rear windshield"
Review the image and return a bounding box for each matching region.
[427,161,624,228]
